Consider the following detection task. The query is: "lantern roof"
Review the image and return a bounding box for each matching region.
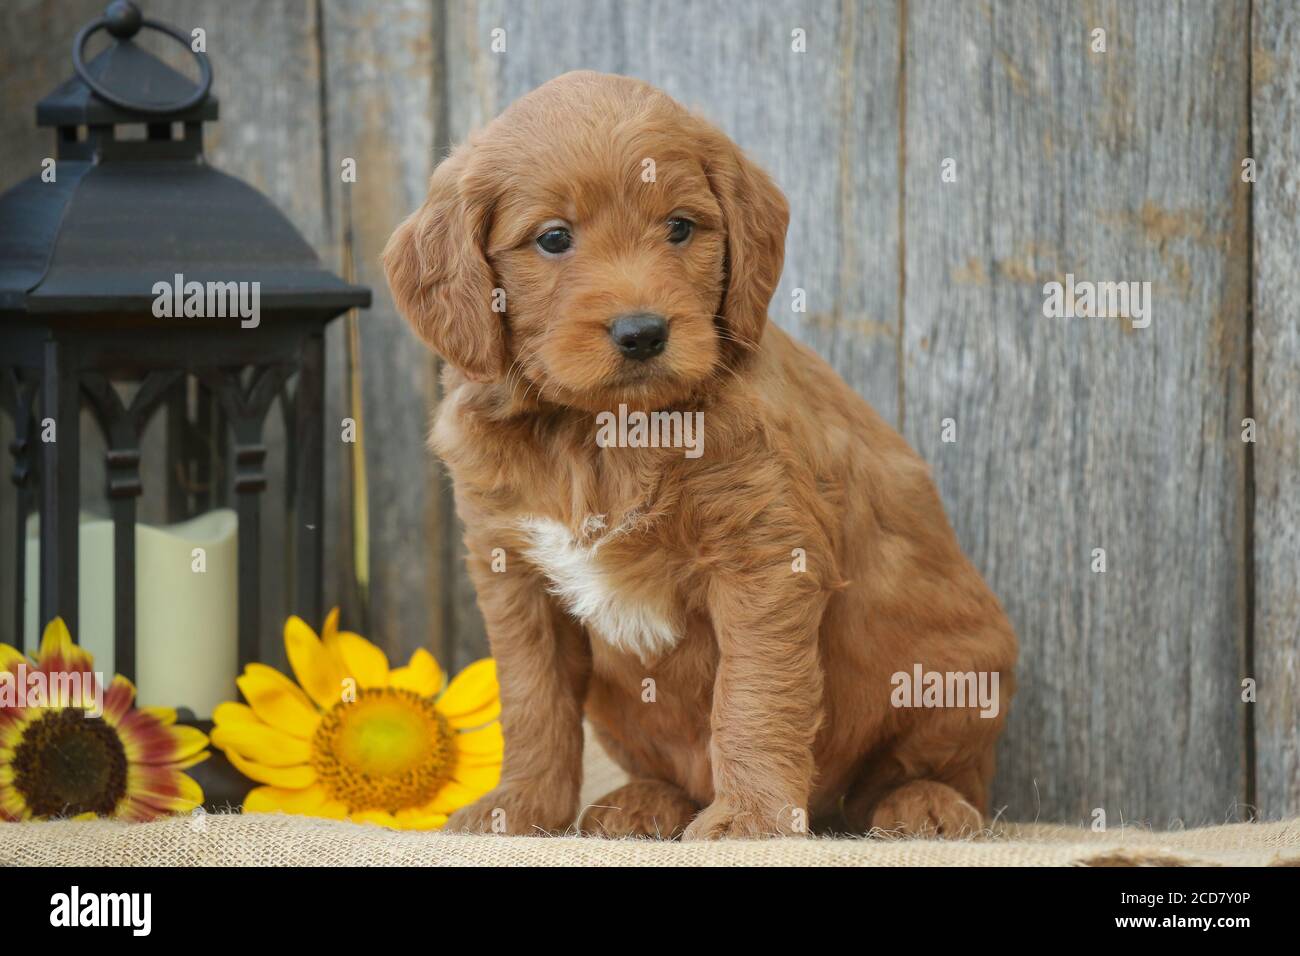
[0,1,370,318]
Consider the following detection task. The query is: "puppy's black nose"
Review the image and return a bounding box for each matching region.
[609,312,668,361]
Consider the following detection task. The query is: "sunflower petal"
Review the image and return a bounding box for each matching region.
[0,781,29,821]
[37,616,73,662]
[140,706,177,726]
[332,631,389,689]
[224,747,317,788]
[451,761,501,794]
[173,750,210,771]
[392,808,449,830]
[285,615,350,711]
[115,711,207,765]
[128,765,205,812]
[37,617,94,671]
[0,643,27,674]
[115,794,168,823]
[455,721,504,760]
[317,799,349,820]
[211,722,311,767]
[101,675,137,725]
[243,784,329,815]
[212,701,262,729]
[0,715,30,750]
[428,779,490,814]
[236,664,320,737]
[162,724,210,763]
[437,658,499,727]
[389,648,444,698]
[350,808,398,828]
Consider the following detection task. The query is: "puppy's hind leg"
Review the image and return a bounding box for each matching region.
[579,780,701,839]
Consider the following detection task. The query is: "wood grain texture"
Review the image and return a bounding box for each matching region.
[1251,0,1300,820]
[439,0,901,663]
[0,0,104,195]
[904,0,1251,825]
[148,0,332,666]
[321,0,448,665]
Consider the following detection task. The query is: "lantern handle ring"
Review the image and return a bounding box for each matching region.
[72,8,213,116]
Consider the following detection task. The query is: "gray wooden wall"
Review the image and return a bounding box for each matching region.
[1,0,1295,826]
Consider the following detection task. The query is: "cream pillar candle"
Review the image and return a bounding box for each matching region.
[25,508,239,718]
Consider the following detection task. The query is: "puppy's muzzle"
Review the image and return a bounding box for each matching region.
[609,312,668,361]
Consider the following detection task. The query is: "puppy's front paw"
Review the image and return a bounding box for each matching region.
[681,794,806,840]
[443,784,576,836]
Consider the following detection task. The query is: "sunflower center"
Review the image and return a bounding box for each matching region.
[310,688,456,813]
[11,708,128,818]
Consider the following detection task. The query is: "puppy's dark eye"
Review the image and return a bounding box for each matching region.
[536,227,573,256]
[666,217,694,244]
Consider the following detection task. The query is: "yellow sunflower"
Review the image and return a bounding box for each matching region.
[212,609,501,830]
[0,619,208,822]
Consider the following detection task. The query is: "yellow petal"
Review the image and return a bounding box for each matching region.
[174,750,210,771]
[317,799,349,820]
[321,606,341,642]
[212,701,261,729]
[451,761,501,793]
[437,658,499,727]
[236,664,320,737]
[0,716,28,750]
[333,631,390,689]
[0,644,27,673]
[38,616,72,659]
[38,617,93,670]
[351,808,398,828]
[243,784,329,815]
[224,747,317,788]
[131,769,204,812]
[119,721,208,765]
[392,808,449,830]
[163,724,210,762]
[285,615,350,711]
[211,723,312,767]
[455,722,504,761]
[389,648,444,698]
[140,706,177,726]
[428,779,489,814]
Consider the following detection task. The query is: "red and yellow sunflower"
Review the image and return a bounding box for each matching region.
[0,619,208,821]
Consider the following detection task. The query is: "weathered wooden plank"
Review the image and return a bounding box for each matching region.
[440,0,901,663]
[0,0,105,195]
[904,0,1250,824]
[146,0,331,665]
[1251,0,1300,820]
[321,0,448,665]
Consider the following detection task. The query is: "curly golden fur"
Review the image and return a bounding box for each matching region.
[383,71,1017,840]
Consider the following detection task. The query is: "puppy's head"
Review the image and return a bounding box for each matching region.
[383,71,788,410]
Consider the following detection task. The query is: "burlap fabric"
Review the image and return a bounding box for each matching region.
[4,733,1297,866]
[4,814,1297,866]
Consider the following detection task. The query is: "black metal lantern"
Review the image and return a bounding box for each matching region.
[0,2,369,802]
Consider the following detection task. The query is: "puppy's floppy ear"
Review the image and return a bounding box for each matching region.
[382,146,506,382]
[699,123,790,362]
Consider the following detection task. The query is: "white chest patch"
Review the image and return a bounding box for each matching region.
[516,515,679,659]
